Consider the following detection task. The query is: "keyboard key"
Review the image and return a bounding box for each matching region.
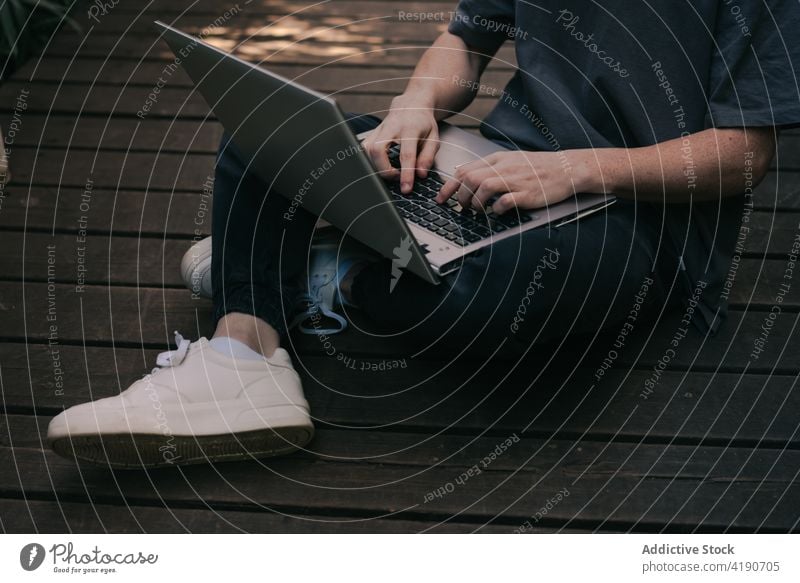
[491,222,508,233]
[444,223,459,232]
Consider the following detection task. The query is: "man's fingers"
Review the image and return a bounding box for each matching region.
[435,160,481,203]
[493,192,523,215]
[416,135,439,178]
[398,138,419,194]
[436,176,461,203]
[366,135,398,178]
[456,181,477,209]
[473,177,508,210]
[455,166,497,209]
[436,156,497,202]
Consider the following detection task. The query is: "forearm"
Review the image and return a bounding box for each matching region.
[393,32,492,119]
[569,127,776,203]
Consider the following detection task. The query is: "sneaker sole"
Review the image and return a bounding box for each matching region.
[50,424,314,469]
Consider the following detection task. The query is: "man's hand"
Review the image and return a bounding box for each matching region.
[361,31,494,195]
[435,150,586,214]
[362,96,440,195]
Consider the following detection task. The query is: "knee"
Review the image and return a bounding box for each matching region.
[216,133,250,176]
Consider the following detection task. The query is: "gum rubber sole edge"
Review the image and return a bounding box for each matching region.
[50,425,314,469]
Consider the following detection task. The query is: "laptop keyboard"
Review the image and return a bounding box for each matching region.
[386,144,532,247]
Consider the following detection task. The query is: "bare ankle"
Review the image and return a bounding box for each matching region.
[213,313,280,357]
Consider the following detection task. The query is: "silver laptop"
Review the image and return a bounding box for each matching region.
[156,21,614,285]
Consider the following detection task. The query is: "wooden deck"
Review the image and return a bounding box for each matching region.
[1,0,799,533]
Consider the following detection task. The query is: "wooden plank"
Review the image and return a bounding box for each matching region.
[84,13,453,44]
[1,232,797,311]
[106,0,461,13]
[2,280,800,375]
[1,415,798,531]
[4,414,798,482]
[0,498,536,533]
[273,306,800,373]
[5,147,217,191]
[0,113,477,155]
[88,0,463,18]
[2,341,799,446]
[0,232,192,287]
[0,81,495,121]
[0,281,215,346]
[14,58,513,98]
[44,34,518,68]
[0,115,224,153]
[0,187,213,236]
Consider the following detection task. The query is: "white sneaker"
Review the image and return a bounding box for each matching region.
[47,332,314,468]
[180,237,213,299]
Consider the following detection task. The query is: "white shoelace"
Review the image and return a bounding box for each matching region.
[150,331,191,374]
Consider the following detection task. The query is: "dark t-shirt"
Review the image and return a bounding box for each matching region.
[448,0,800,332]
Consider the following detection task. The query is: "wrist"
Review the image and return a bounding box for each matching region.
[566,148,624,194]
[391,91,437,113]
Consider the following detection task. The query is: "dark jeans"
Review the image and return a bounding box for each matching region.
[211,114,680,357]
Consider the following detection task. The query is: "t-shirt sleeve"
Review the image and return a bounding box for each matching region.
[706,0,800,128]
[447,0,517,53]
